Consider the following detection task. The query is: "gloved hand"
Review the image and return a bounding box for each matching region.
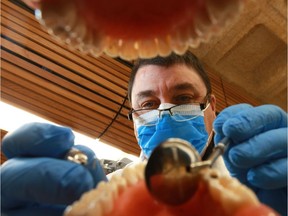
[213,104,287,216]
[1,122,107,216]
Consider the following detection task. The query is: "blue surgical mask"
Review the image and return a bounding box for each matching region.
[134,103,209,157]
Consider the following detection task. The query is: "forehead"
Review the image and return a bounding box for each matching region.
[131,64,207,101]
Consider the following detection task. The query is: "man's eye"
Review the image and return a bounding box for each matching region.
[141,101,158,109]
[175,95,195,103]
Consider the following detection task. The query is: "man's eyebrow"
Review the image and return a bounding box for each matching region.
[135,83,200,102]
[136,90,155,100]
[173,82,198,92]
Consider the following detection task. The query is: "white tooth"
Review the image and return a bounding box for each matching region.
[206,0,244,28]
[69,19,87,43]
[87,201,103,216]
[99,191,114,214]
[64,202,87,216]
[110,174,128,195]
[104,37,120,58]
[82,28,94,45]
[65,37,78,48]
[48,26,69,44]
[108,180,119,200]
[77,43,91,54]
[137,39,158,59]
[109,172,121,183]
[64,186,103,216]
[206,0,228,23]
[79,30,96,53]
[175,25,191,44]
[202,169,259,215]
[121,162,145,185]
[82,181,114,215]
[154,37,171,57]
[90,50,101,58]
[187,24,201,48]
[122,167,141,185]
[189,37,201,48]
[170,36,189,56]
[64,206,73,215]
[119,40,139,61]
[94,181,107,193]
[199,32,213,43]
[41,15,61,30]
[134,162,146,179]
[194,18,211,39]
[39,7,60,27]
[134,41,139,50]
[61,2,77,30]
[89,34,107,57]
[118,39,123,47]
[40,1,76,45]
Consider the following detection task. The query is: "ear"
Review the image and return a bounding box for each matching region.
[209,94,217,112]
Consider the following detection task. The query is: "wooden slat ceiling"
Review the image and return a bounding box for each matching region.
[1,0,286,157]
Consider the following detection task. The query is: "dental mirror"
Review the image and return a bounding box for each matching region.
[145,137,230,205]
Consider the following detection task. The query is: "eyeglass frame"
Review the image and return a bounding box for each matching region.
[127,94,211,121]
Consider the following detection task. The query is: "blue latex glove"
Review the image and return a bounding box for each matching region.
[1,123,107,216]
[213,104,287,216]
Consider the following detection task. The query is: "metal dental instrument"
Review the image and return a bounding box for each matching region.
[65,148,88,165]
[145,137,231,205]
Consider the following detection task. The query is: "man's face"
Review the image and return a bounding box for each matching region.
[131,64,216,137]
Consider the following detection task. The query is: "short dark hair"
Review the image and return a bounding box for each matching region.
[127,51,212,102]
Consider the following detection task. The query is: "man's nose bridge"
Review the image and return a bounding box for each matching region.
[158,108,173,118]
[158,103,175,109]
[160,98,174,105]
[157,103,176,118]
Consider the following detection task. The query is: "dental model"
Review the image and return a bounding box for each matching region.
[64,161,279,216]
[26,0,244,60]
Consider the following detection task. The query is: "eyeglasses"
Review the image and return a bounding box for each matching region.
[128,102,210,126]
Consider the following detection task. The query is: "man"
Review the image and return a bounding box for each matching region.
[127,52,217,161]
[1,52,287,216]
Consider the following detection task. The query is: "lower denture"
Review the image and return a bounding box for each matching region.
[64,162,280,216]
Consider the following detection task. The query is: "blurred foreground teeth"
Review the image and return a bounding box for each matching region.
[35,0,245,60]
[63,161,278,216]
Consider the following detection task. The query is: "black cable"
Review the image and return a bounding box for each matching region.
[97,94,128,139]
[220,77,229,108]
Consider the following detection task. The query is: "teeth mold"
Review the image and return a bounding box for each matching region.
[64,161,279,216]
[34,0,245,60]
